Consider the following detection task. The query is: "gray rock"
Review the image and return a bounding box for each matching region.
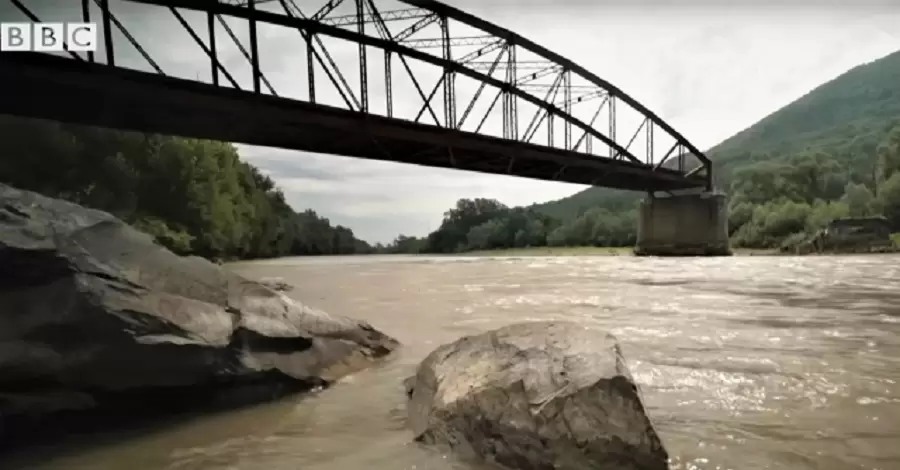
[406,321,668,470]
[0,183,399,430]
[257,277,294,292]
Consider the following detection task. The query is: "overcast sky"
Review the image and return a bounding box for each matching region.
[6,0,900,243]
[250,0,900,243]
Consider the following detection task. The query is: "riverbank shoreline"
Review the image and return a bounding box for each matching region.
[228,246,900,261]
[459,246,780,257]
[456,246,900,257]
[462,246,634,257]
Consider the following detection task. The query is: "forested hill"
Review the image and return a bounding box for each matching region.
[535,48,900,222]
[711,48,900,174]
[0,115,374,260]
[386,49,900,254]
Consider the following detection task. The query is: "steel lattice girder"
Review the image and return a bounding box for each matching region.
[5,0,712,190]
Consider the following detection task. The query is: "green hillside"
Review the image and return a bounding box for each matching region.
[387,49,900,254]
[535,48,900,222]
[712,49,900,167]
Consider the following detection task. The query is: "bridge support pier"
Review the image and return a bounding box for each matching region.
[634,192,731,256]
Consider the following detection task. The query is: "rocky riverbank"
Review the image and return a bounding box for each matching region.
[0,183,399,451]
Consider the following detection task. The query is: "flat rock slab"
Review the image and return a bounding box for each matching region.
[406,321,668,470]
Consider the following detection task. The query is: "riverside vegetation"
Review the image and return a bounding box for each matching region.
[1,50,899,258]
[0,114,375,261]
[387,49,900,254]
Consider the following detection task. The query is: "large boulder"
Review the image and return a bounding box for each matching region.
[0,183,399,440]
[405,321,668,470]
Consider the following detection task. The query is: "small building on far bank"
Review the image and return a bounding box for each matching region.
[797,216,895,254]
[826,216,892,241]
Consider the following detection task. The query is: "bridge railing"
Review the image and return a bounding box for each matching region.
[4,0,712,189]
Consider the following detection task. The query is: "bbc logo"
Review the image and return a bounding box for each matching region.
[0,22,97,52]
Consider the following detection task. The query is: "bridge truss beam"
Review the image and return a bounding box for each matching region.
[1,0,712,191]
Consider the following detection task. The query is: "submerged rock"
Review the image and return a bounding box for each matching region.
[0,183,399,444]
[405,321,667,470]
[257,277,294,292]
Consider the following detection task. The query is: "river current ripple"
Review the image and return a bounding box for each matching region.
[9,255,900,470]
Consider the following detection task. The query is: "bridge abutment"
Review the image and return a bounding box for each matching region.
[634,192,731,256]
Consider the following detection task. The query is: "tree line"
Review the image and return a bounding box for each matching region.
[727,129,900,249]
[380,197,638,254]
[381,124,900,254]
[0,115,374,260]
[4,113,898,258]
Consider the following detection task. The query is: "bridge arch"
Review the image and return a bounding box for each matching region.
[0,0,712,191]
[400,0,711,181]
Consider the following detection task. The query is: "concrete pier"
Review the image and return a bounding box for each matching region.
[635,192,731,256]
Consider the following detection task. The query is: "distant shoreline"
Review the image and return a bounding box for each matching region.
[230,244,900,262]
[456,246,900,257]
[459,246,780,257]
[461,246,634,257]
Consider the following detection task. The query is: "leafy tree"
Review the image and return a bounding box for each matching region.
[424,198,509,253]
[879,173,900,230]
[384,235,427,254]
[0,115,373,260]
[877,124,900,183]
[806,200,850,232]
[841,182,876,217]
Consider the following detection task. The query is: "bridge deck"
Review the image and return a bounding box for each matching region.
[0,52,705,192]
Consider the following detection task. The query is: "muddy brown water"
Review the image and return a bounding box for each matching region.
[6,255,900,470]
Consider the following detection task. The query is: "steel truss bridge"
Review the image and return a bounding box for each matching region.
[0,0,712,192]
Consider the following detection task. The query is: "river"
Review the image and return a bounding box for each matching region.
[7,255,900,470]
